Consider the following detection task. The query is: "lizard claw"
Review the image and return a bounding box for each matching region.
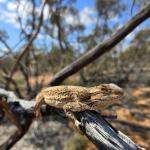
[74,120,84,135]
[75,120,81,127]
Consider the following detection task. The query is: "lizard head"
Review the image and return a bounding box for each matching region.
[89,83,124,109]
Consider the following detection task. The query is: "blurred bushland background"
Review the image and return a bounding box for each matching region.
[0,0,150,149]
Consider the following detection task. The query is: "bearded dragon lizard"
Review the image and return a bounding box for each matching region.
[34,84,124,125]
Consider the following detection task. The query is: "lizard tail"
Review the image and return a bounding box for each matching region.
[34,93,44,119]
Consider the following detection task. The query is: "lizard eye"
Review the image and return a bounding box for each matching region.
[101,86,107,91]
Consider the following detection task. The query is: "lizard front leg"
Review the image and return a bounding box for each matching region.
[63,102,90,128]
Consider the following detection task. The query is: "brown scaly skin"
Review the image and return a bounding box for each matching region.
[34,84,124,125]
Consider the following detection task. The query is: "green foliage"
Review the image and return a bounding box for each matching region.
[120,28,150,63]
[133,28,150,44]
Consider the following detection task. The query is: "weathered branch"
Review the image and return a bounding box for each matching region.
[75,111,145,150]
[0,88,145,150]
[48,2,150,86]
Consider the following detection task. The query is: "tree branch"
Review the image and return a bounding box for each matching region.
[48,2,150,86]
[75,111,145,150]
[6,0,47,89]
[0,117,32,150]
[0,88,145,150]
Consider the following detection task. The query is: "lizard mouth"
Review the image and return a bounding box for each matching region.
[86,99,112,105]
[88,96,123,107]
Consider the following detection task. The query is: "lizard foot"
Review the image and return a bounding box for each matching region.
[75,120,81,128]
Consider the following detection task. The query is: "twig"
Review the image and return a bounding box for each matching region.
[48,2,150,86]
[6,0,47,89]
[3,76,23,98]
[131,0,136,15]
[0,36,32,99]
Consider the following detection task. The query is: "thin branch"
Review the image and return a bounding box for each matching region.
[131,0,136,15]
[0,37,32,98]
[48,2,150,86]
[0,37,13,55]
[31,0,36,32]
[19,63,32,96]
[6,0,47,89]
[3,76,23,99]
